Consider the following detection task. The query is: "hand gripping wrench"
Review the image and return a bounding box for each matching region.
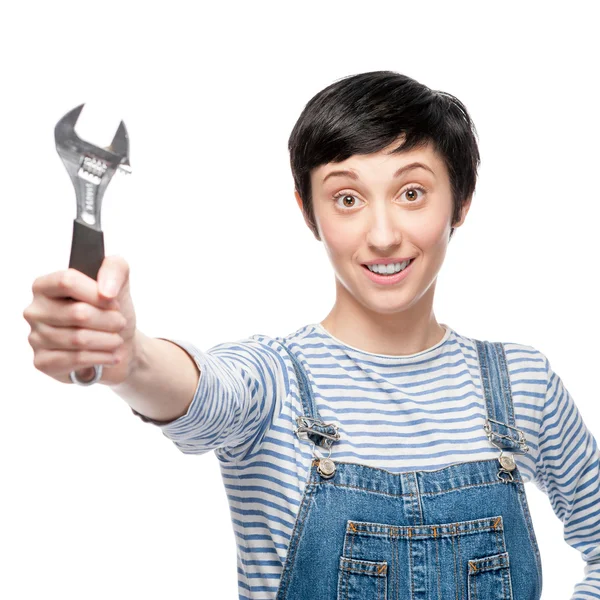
[54,104,131,386]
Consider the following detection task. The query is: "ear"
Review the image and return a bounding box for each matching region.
[453,195,472,230]
[295,189,322,241]
[294,190,310,229]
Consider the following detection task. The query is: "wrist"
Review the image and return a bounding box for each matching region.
[104,328,149,389]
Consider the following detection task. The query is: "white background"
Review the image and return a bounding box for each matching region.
[2,1,599,598]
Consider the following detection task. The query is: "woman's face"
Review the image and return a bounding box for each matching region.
[297,139,470,318]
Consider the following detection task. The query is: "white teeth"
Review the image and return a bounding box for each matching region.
[366,260,411,274]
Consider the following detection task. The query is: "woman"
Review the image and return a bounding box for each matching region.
[24,71,600,599]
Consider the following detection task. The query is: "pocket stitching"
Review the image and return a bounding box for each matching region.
[338,556,388,600]
[340,556,388,575]
[468,551,510,572]
[345,515,504,540]
[467,551,512,600]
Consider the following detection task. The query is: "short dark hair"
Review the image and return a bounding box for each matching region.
[288,71,481,241]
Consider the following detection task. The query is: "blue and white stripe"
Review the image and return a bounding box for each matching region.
[133,323,600,599]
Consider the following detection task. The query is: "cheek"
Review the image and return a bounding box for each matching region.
[319,220,360,259]
[412,212,450,250]
[416,226,446,250]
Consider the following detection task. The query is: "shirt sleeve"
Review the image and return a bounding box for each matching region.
[533,350,600,599]
[130,335,291,462]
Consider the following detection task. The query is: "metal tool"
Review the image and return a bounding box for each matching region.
[54,104,131,386]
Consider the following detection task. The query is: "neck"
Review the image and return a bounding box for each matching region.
[320,284,445,356]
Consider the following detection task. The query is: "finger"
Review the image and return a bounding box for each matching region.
[34,349,120,377]
[97,255,130,300]
[33,269,119,309]
[26,296,125,331]
[30,322,124,352]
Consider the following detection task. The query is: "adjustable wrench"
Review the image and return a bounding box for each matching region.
[55,104,131,386]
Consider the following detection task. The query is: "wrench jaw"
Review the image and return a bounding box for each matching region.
[54,104,85,147]
[54,103,131,231]
[109,120,131,173]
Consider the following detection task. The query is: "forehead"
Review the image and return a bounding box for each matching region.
[312,139,447,185]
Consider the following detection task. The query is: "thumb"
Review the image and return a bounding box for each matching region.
[97,255,130,299]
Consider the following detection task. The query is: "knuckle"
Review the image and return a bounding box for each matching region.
[23,304,40,324]
[31,276,44,295]
[58,270,75,291]
[71,330,88,348]
[33,354,47,371]
[27,331,38,348]
[72,303,90,323]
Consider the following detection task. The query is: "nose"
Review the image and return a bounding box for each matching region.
[365,202,402,250]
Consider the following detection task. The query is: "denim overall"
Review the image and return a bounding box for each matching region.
[275,340,543,600]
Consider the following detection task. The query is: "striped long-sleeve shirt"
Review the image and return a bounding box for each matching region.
[131,323,600,599]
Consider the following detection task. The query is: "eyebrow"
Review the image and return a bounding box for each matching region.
[322,161,435,184]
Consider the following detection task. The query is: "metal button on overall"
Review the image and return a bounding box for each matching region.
[279,340,542,600]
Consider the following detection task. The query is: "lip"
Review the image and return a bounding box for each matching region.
[362,258,415,285]
[362,257,414,266]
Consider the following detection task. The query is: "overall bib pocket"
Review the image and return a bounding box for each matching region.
[467,551,513,600]
[337,556,388,600]
[337,515,514,600]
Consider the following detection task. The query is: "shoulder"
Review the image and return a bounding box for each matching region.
[242,323,320,368]
[454,329,549,378]
[204,323,316,362]
[204,323,320,396]
[500,340,549,418]
[453,329,550,409]
[502,339,549,379]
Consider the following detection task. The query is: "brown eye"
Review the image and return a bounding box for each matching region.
[401,186,426,202]
[333,193,363,210]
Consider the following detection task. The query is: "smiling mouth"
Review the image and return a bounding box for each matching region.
[361,258,415,274]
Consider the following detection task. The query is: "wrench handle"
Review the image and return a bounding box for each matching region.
[67,218,105,385]
[69,218,105,280]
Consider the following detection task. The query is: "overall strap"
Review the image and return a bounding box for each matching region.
[278,342,340,450]
[475,339,529,454]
